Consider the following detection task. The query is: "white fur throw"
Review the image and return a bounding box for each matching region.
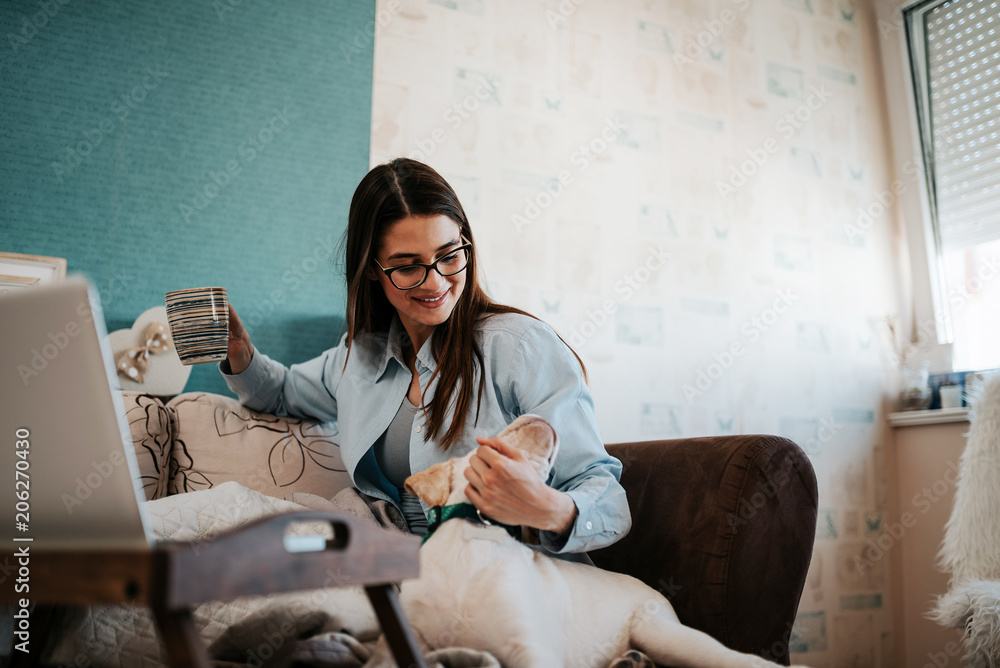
[928,579,1000,668]
[930,373,1000,667]
[937,372,1000,583]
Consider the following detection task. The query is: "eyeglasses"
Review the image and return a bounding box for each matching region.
[373,243,472,290]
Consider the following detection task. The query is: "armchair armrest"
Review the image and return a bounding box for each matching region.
[590,435,818,665]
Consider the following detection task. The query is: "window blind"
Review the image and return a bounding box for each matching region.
[924,0,1000,252]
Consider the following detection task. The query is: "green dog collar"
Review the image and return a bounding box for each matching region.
[422,503,520,545]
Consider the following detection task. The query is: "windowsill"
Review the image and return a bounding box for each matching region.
[887,407,970,427]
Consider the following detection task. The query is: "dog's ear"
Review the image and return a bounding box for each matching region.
[515,422,557,466]
[404,460,453,507]
[497,416,559,476]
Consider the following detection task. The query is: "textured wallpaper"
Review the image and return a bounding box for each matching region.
[371,0,903,665]
[0,0,374,396]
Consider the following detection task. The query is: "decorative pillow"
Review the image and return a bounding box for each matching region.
[108,306,192,396]
[165,392,353,501]
[119,392,173,500]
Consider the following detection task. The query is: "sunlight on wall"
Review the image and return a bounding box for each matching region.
[371,0,904,665]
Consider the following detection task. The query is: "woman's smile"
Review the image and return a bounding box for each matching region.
[375,214,468,351]
[412,290,449,307]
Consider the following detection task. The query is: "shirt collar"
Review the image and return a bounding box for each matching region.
[375,315,439,380]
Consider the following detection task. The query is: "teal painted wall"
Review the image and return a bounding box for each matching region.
[1,0,374,395]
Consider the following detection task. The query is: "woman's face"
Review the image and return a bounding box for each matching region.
[373,214,468,344]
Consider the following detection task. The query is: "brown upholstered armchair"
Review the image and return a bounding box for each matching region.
[590,435,819,667]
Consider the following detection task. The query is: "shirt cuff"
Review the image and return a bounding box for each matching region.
[539,489,604,554]
[220,347,256,376]
[218,348,272,399]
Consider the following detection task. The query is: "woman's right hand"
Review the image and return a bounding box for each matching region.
[226,303,255,374]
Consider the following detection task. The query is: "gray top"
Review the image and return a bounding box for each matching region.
[374,395,418,488]
[374,395,427,536]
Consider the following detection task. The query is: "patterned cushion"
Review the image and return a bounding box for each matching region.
[119,392,173,500]
[165,392,353,500]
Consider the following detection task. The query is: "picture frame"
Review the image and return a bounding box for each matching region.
[0,252,67,295]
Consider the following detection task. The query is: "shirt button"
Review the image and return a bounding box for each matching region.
[585,521,593,531]
[415,426,421,433]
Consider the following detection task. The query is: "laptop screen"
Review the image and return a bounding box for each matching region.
[0,276,154,550]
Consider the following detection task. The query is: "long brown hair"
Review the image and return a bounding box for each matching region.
[342,158,586,450]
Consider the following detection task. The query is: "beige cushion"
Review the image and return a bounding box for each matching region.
[165,392,353,500]
[120,392,173,500]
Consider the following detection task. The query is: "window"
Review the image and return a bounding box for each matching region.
[905,0,1000,370]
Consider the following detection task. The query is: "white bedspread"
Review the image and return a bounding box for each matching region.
[37,482,498,668]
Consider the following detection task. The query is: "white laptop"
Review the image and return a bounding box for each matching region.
[0,275,325,553]
[0,276,156,550]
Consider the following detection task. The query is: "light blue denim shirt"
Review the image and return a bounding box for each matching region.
[220,312,631,554]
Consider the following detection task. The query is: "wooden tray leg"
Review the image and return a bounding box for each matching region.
[364,584,428,668]
[151,606,211,668]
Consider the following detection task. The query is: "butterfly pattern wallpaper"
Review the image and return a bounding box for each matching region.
[371,0,897,664]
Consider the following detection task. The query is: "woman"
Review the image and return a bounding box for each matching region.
[220,158,630,555]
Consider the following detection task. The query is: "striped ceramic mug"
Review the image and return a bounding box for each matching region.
[164,287,229,365]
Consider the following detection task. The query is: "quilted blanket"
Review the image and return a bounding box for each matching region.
[27,482,500,668]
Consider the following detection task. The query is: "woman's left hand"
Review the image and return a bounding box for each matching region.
[464,437,578,535]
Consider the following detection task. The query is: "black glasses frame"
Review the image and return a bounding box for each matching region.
[372,242,472,290]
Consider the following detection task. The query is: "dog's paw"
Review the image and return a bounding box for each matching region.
[609,649,656,668]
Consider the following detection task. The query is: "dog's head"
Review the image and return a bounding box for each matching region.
[404,414,560,508]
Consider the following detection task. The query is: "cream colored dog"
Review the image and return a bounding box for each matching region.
[391,415,810,668]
